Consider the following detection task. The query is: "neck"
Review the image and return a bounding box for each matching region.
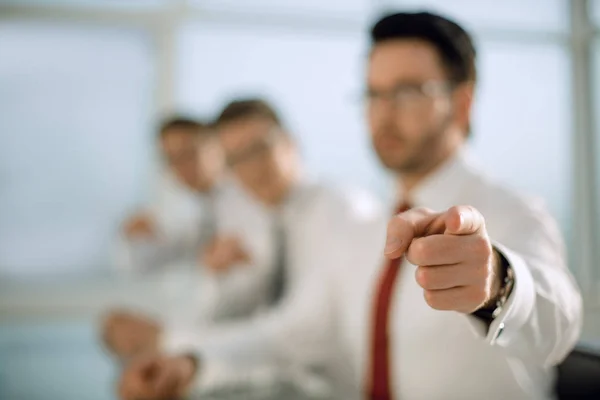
[397,144,462,200]
[268,177,300,208]
[195,180,215,195]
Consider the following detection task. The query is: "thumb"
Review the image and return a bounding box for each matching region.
[384,207,440,259]
[153,363,178,398]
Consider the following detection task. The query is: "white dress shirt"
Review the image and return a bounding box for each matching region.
[188,151,583,400]
[161,180,382,379]
[113,173,240,275]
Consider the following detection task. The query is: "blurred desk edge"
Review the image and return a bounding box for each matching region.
[0,274,196,321]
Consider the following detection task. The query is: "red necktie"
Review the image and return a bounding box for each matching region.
[366,202,411,400]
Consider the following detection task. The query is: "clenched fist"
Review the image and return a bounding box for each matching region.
[102,310,161,359]
[384,205,503,314]
[201,235,251,274]
[118,354,197,400]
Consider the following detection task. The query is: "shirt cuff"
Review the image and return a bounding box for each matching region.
[161,326,204,354]
[161,328,235,394]
[465,242,536,346]
[187,356,237,395]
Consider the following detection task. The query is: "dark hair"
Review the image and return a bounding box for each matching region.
[370,11,477,84]
[215,98,283,128]
[158,116,209,139]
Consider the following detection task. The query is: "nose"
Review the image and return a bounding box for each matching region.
[370,94,396,119]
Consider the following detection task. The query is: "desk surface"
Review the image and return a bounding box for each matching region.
[0,272,202,319]
[0,319,332,400]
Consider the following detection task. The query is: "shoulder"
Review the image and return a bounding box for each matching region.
[463,168,563,248]
[303,181,384,224]
[213,179,261,211]
[466,168,549,220]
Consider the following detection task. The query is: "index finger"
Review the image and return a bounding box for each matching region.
[443,205,485,236]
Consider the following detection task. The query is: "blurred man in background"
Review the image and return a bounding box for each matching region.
[111,98,380,385]
[104,116,232,359]
[115,117,224,275]
[114,12,582,400]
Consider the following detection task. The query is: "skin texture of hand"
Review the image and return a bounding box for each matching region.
[201,235,251,274]
[118,354,197,400]
[384,205,502,314]
[102,310,161,359]
[123,213,156,239]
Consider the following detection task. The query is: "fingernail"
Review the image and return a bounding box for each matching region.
[384,237,402,254]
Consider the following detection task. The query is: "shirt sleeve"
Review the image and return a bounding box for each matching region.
[176,185,380,393]
[465,201,583,367]
[166,265,338,394]
[191,264,273,323]
[113,234,185,275]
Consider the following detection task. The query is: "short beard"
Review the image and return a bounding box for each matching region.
[377,115,453,175]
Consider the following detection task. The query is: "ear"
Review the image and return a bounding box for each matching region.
[452,82,475,135]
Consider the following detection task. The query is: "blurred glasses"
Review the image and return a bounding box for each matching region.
[225,128,282,168]
[365,80,454,111]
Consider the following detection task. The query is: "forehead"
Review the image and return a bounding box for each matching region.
[367,39,447,87]
[218,116,274,148]
[161,128,196,151]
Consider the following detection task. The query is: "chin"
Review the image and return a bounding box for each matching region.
[377,151,404,168]
[379,156,420,173]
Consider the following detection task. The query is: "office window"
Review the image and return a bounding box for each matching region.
[381,0,568,32]
[176,23,390,196]
[593,40,600,257]
[591,0,600,26]
[0,0,165,8]
[0,21,155,279]
[469,41,572,235]
[193,0,370,22]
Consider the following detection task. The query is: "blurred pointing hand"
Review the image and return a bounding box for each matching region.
[102,310,161,359]
[118,354,197,400]
[123,213,156,239]
[384,205,502,314]
[201,236,251,274]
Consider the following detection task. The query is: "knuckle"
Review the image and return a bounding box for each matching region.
[470,287,487,305]
[415,267,429,288]
[471,235,491,258]
[414,206,433,214]
[408,240,428,264]
[388,214,409,232]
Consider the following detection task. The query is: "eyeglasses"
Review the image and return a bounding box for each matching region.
[225,128,282,168]
[364,81,454,109]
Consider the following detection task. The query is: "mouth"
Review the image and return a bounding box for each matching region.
[376,134,405,149]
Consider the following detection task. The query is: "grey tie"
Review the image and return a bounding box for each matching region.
[269,214,287,305]
[198,194,216,249]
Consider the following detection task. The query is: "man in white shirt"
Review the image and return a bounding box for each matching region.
[115,117,224,275]
[191,99,380,324]
[104,116,239,358]
[112,99,380,384]
[115,13,583,400]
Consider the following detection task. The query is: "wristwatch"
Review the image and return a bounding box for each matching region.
[473,250,515,321]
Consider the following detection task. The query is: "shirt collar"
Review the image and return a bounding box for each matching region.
[397,149,475,212]
[279,176,315,216]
